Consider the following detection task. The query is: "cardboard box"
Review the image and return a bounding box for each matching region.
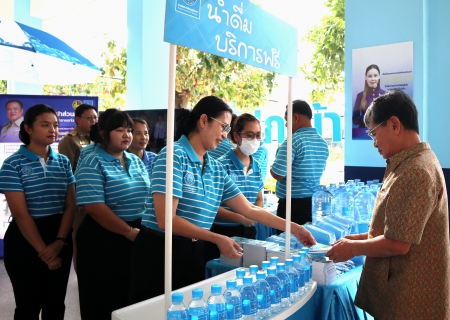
[242,240,279,268]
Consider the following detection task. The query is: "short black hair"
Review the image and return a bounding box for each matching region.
[5,100,23,109]
[75,104,97,125]
[364,90,419,134]
[286,100,312,120]
[19,104,57,145]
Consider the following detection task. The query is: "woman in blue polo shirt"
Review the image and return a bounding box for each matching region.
[128,96,316,303]
[127,118,156,179]
[204,113,265,262]
[75,110,151,320]
[0,104,76,319]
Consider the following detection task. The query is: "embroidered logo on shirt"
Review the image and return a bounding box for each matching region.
[21,166,34,175]
[230,173,238,182]
[184,172,195,186]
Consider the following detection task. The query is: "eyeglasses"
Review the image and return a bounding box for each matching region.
[366,120,386,140]
[209,117,231,134]
[80,116,98,122]
[239,131,265,141]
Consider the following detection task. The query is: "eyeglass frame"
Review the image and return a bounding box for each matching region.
[80,116,98,122]
[366,120,387,140]
[209,116,231,134]
[238,131,265,141]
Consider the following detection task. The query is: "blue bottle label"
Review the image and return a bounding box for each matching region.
[298,272,305,287]
[226,303,241,319]
[270,288,281,304]
[167,310,188,320]
[257,293,271,309]
[242,298,257,315]
[280,283,290,298]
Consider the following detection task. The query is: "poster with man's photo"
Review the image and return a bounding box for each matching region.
[351,42,413,139]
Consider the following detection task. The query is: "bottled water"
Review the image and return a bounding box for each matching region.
[299,251,312,290]
[254,271,271,319]
[277,232,302,249]
[370,183,379,197]
[265,267,281,316]
[332,185,355,221]
[275,263,291,310]
[346,180,359,198]
[269,256,279,268]
[187,288,208,320]
[167,292,188,320]
[223,280,242,320]
[248,265,259,283]
[356,181,365,191]
[292,255,305,296]
[261,261,270,275]
[312,185,333,224]
[327,183,338,196]
[285,259,299,303]
[303,223,336,245]
[314,219,346,239]
[354,185,375,221]
[240,276,257,320]
[207,284,226,320]
[235,268,246,290]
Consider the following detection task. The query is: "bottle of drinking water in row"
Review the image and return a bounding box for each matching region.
[261,261,271,276]
[254,271,271,319]
[265,267,281,316]
[235,268,246,290]
[292,255,306,296]
[207,284,226,320]
[240,276,257,319]
[299,251,312,290]
[275,263,291,310]
[248,265,258,283]
[285,259,300,303]
[188,289,208,319]
[224,280,242,320]
[167,292,188,320]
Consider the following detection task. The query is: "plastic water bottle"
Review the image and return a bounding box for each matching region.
[332,184,355,221]
[292,255,305,296]
[187,288,208,320]
[312,185,333,224]
[167,292,188,320]
[346,180,359,198]
[254,271,271,319]
[369,183,379,197]
[299,251,311,290]
[285,259,299,303]
[207,284,226,320]
[327,183,338,196]
[223,280,242,320]
[354,185,376,233]
[275,263,291,310]
[235,268,246,290]
[240,276,257,320]
[265,267,281,315]
[261,261,270,276]
[248,265,258,283]
[270,256,279,268]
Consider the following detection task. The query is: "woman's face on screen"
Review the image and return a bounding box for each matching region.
[365,68,380,88]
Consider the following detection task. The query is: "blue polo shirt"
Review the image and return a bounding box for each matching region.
[253,141,269,183]
[142,150,156,180]
[214,149,264,226]
[271,127,329,199]
[75,147,151,221]
[207,138,233,159]
[142,135,241,231]
[0,145,75,219]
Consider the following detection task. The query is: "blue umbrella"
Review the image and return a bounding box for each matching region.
[0,18,101,85]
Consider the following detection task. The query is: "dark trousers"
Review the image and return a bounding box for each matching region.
[129,227,205,304]
[4,214,73,320]
[76,215,141,320]
[276,197,312,233]
[203,223,256,263]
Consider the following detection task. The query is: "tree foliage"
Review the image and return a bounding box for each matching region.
[176,46,276,111]
[0,80,6,94]
[300,0,345,104]
[44,40,127,110]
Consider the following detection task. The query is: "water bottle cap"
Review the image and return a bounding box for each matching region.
[267,266,276,275]
[299,251,306,257]
[256,271,266,280]
[172,292,183,303]
[301,247,310,253]
[261,261,270,269]
[285,258,293,266]
[243,276,253,285]
[211,284,222,294]
[236,268,245,277]
[192,288,203,299]
[270,256,279,264]
[226,279,237,289]
[292,255,300,262]
[276,263,285,271]
[249,265,258,273]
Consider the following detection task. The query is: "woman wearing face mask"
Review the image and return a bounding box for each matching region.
[352,64,386,128]
[128,118,157,179]
[203,113,264,262]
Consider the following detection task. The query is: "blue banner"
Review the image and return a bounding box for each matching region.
[164,0,298,77]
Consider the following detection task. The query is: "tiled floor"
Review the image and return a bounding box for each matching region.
[0,259,81,320]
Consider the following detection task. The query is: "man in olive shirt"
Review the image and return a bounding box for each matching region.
[58,104,98,172]
[327,90,450,319]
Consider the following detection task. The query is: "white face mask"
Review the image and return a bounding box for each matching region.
[239,138,260,156]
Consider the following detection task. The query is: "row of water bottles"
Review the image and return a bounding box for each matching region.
[167,254,313,320]
[312,179,381,234]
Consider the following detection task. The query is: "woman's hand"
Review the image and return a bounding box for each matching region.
[292,223,316,247]
[344,233,368,241]
[38,241,64,264]
[239,216,255,228]
[47,257,62,270]
[215,235,243,260]
[125,228,140,241]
